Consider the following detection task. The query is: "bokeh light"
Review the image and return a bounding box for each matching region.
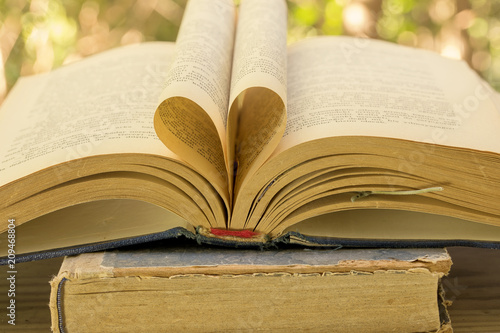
[343,2,370,35]
[1,0,499,104]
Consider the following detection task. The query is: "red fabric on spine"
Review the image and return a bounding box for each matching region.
[210,228,259,238]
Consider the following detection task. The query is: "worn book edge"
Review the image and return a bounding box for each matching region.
[49,248,452,332]
[50,269,451,333]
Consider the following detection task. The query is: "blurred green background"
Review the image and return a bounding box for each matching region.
[1,0,499,104]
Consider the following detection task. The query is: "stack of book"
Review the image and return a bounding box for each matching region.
[2,0,500,331]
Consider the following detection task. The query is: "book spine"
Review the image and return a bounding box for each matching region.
[196,226,269,244]
[49,274,68,333]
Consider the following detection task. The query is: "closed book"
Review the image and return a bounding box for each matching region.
[50,246,452,332]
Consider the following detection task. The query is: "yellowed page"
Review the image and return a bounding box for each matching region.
[0,42,178,188]
[282,209,500,242]
[154,0,235,203]
[0,199,194,256]
[275,36,500,156]
[226,0,287,200]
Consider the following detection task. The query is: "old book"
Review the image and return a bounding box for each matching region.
[49,246,453,333]
[2,0,500,262]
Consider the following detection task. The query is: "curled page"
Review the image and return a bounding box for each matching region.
[226,0,288,204]
[154,0,235,206]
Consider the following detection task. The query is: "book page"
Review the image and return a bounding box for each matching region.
[283,209,500,243]
[0,42,178,188]
[274,36,500,156]
[154,0,235,202]
[1,199,194,256]
[226,0,288,198]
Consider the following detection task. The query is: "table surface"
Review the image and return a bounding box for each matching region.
[0,246,499,332]
[443,247,500,332]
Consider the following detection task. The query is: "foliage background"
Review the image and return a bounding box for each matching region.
[1,0,499,103]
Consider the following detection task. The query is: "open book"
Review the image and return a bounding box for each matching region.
[2,0,500,261]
